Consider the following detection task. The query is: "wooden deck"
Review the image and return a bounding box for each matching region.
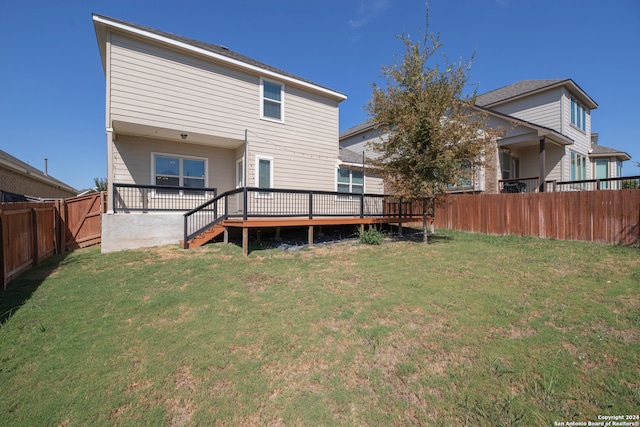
[187,215,426,256]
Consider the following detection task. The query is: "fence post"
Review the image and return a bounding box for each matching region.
[31,208,39,266]
[61,199,68,253]
[54,200,61,254]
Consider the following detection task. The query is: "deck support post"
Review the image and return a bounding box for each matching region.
[242,228,249,257]
[308,225,314,248]
[275,227,281,241]
[223,228,228,244]
[398,221,403,237]
[317,226,323,237]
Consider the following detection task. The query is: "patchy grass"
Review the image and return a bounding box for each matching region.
[0,230,638,426]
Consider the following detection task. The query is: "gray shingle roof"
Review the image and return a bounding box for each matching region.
[339,120,375,140]
[338,147,366,164]
[475,79,569,107]
[590,144,631,160]
[93,14,346,99]
[0,149,77,193]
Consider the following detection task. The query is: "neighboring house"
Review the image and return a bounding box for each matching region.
[0,149,77,201]
[93,15,392,252]
[589,133,630,187]
[341,79,631,193]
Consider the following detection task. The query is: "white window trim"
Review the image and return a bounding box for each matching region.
[260,78,285,123]
[335,166,365,201]
[569,150,587,182]
[570,97,587,133]
[236,157,244,188]
[150,152,208,198]
[255,155,274,198]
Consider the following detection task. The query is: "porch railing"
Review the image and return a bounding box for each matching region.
[113,183,217,212]
[183,187,427,248]
[548,176,640,192]
[499,177,539,193]
[499,176,640,193]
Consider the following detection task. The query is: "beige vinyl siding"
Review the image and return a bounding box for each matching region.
[365,173,384,194]
[516,145,564,183]
[490,88,563,133]
[340,127,386,159]
[112,135,236,191]
[108,30,339,192]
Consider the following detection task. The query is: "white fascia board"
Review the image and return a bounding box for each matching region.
[92,15,347,101]
[338,161,364,167]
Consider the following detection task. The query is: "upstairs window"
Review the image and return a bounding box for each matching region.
[261,79,283,121]
[570,98,587,131]
[337,168,364,199]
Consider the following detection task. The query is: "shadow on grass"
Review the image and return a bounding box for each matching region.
[390,228,454,244]
[0,251,71,326]
[212,225,455,254]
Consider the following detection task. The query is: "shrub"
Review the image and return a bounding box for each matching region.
[358,227,385,245]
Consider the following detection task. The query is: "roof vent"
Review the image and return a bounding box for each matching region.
[219,45,230,51]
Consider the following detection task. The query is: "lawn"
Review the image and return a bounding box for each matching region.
[0,230,638,426]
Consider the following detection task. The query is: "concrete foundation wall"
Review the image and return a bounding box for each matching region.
[101,213,184,253]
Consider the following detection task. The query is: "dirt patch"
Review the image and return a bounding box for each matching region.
[166,397,194,427]
[175,366,197,392]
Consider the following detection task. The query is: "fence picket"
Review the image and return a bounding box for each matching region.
[434,190,639,246]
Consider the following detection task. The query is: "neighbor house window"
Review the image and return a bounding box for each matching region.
[255,156,273,196]
[261,79,283,121]
[570,151,587,181]
[154,154,206,195]
[570,98,587,131]
[337,168,364,199]
[500,151,516,179]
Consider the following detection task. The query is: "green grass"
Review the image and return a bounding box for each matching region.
[1,230,638,426]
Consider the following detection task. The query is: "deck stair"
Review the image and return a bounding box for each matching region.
[181,223,226,249]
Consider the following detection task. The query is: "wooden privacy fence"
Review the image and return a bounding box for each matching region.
[434,190,640,246]
[1,192,105,290]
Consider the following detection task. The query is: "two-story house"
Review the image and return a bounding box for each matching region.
[93,15,403,253]
[341,79,630,193]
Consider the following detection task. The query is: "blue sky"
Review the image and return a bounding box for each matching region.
[1,0,639,190]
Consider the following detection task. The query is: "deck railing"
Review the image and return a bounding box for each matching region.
[183,187,426,248]
[113,183,217,212]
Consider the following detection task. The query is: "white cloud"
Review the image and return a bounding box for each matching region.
[348,0,390,28]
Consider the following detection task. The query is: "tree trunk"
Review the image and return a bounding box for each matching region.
[422,199,429,244]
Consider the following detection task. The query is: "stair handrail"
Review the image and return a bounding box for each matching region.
[183,188,244,248]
